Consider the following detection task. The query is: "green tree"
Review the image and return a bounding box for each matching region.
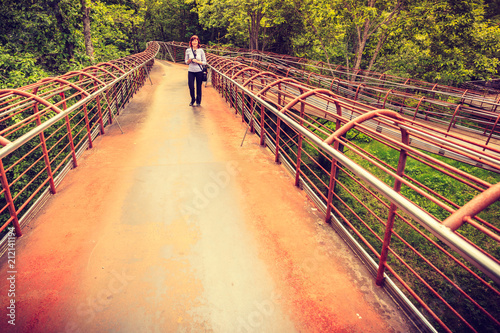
[0,0,150,88]
[341,0,404,71]
[292,0,404,71]
[84,0,146,60]
[0,0,81,86]
[194,0,294,51]
[81,0,95,62]
[142,0,207,43]
[380,0,500,84]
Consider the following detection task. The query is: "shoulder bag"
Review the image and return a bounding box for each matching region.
[192,47,208,82]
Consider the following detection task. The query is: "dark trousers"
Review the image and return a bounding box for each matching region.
[188,71,203,104]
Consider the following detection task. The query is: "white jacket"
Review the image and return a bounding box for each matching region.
[185,48,207,72]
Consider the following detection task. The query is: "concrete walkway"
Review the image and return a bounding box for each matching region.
[0,60,415,332]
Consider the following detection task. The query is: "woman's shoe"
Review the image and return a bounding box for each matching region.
[189,101,194,106]
[196,103,201,107]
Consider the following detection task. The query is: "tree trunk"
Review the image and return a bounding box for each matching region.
[180,8,186,42]
[293,1,335,76]
[159,24,165,41]
[250,12,257,50]
[353,20,370,72]
[351,0,402,73]
[345,38,349,70]
[367,31,388,72]
[81,0,94,62]
[248,25,252,49]
[51,0,74,60]
[249,10,263,50]
[261,26,267,51]
[132,24,139,53]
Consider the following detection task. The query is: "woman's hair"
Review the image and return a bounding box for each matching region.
[189,35,200,48]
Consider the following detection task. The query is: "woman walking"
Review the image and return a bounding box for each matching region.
[185,35,207,106]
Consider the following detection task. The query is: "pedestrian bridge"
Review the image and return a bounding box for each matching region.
[0,42,499,332]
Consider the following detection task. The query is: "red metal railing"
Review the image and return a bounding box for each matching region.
[204,42,500,105]
[158,42,500,332]
[232,56,500,149]
[0,40,498,332]
[160,41,500,155]
[0,42,158,240]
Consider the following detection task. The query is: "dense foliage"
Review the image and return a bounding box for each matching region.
[1,0,499,87]
[0,2,498,331]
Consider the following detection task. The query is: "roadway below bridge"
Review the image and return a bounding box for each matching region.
[0,60,416,332]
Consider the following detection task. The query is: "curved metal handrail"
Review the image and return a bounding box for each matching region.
[210,65,500,285]
[0,43,159,159]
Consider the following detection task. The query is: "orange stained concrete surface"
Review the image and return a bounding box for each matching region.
[0,60,416,332]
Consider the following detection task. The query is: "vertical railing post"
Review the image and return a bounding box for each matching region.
[325,102,343,223]
[130,69,135,101]
[83,102,93,149]
[80,75,93,149]
[295,101,306,186]
[376,129,409,286]
[277,83,282,105]
[484,113,500,147]
[483,96,498,135]
[134,68,140,93]
[115,82,121,117]
[446,104,462,135]
[232,82,237,114]
[59,88,78,167]
[224,78,229,103]
[131,69,137,94]
[126,74,132,104]
[136,68,141,93]
[213,70,219,92]
[120,79,126,114]
[139,67,145,89]
[128,71,133,98]
[412,97,425,121]
[241,91,246,122]
[250,98,255,133]
[128,71,133,102]
[0,160,22,236]
[325,141,340,223]
[96,94,105,135]
[222,77,226,102]
[219,76,226,98]
[295,133,303,186]
[126,72,131,105]
[274,118,281,163]
[105,89,113,125]
[34,104,56,194]
[91,74,105,134]
[259,105,266,146]
[221,76,225,100]
[354,83,363,101]
[30,86,57,194]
